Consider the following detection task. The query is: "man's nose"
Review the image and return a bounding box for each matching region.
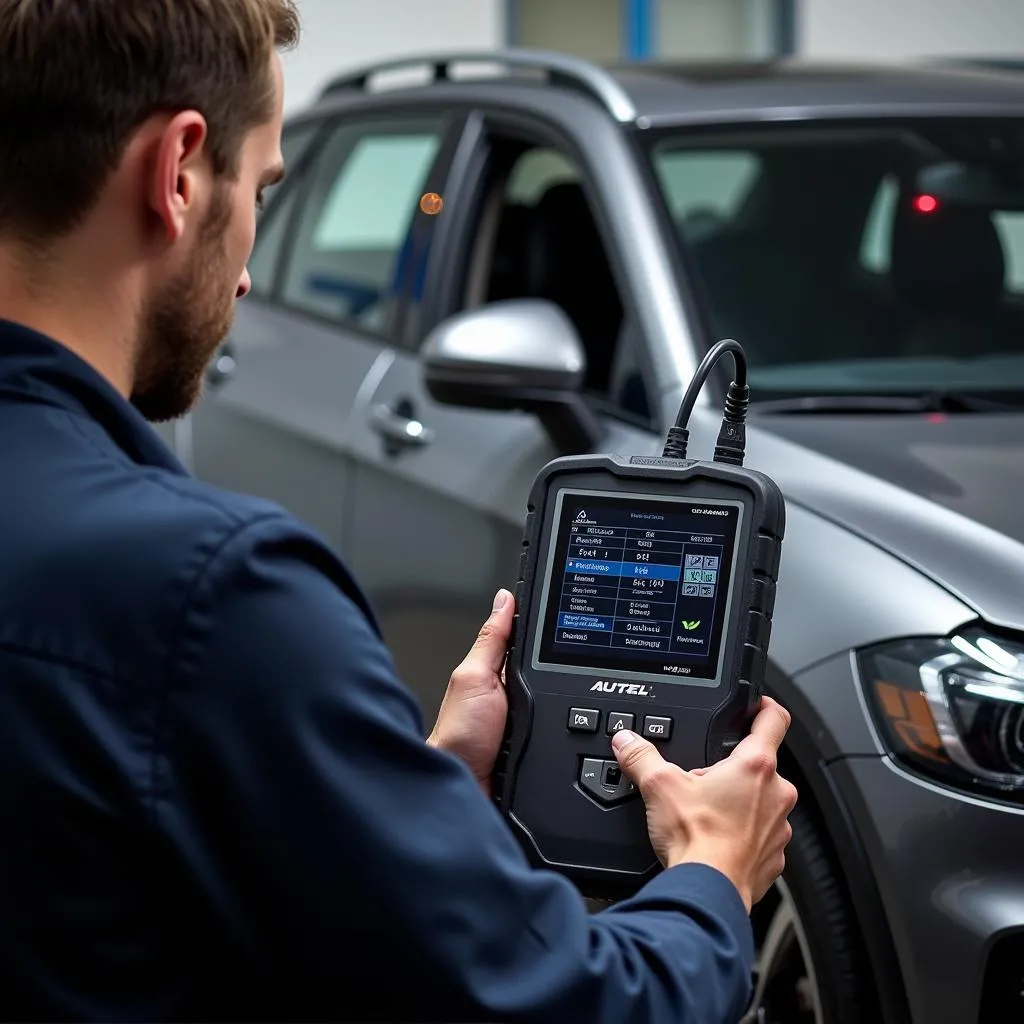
[237,268,252,299]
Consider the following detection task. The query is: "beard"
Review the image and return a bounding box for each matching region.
[131,185,237,423]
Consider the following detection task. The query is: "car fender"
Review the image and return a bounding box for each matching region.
[762,502,976,1024]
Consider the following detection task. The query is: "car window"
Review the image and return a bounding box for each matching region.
[458,142,653,428]
[861,172,1024,293]
[647,121,1024,402]
[249,186,302,296]
[278,118,445,337]
[506,149,577,202]
[257,120,322,222]
[653,150,760,238]
[248,121,325,296]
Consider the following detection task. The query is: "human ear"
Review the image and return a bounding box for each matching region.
[148,111,210,243]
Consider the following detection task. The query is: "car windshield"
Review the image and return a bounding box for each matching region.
[647,118,1024,403]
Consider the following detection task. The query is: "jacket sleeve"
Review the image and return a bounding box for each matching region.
[157,512,755,1023]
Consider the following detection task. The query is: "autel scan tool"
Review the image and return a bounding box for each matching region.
[494,340,785,898]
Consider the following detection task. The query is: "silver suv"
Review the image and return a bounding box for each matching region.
[162,50,1024,1024]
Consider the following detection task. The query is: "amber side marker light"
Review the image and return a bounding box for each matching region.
[873,680,949,765]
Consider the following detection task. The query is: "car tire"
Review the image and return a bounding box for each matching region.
[747,800,880,1024]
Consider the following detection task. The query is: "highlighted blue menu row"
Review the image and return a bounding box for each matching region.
[559,612,614,631]
[566,558,681,581]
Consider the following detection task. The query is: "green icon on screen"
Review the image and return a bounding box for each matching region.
[681,619,701,631]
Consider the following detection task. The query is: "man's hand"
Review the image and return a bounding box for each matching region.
[612,696,798,912]
[427,589,515,795]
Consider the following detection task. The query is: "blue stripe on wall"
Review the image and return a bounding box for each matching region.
[505,0,519,46]
[775,0,796,55]
[623,0,653,60]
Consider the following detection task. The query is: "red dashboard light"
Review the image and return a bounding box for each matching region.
[913,194,939,214]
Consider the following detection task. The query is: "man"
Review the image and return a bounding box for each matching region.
[0,2,797,1021]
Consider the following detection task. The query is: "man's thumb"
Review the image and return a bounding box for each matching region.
[461,589,515,674]
[611,729,663,785]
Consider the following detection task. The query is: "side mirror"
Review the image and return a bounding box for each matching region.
[421,299,605,453]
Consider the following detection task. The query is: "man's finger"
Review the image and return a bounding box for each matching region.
[457,589,515,677]
[729,696,791,760]
[611,729,667,786]
[749,696,791,748]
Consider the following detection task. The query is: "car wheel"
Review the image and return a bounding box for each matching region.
[743,801,879,1024]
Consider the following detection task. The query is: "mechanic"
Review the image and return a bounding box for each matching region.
[0,2,797,1021]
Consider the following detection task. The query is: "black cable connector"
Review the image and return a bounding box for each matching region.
[713,379,750,466]
[661,424,690,460]
[661,338,749,466]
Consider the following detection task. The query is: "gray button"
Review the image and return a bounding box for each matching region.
[568,707,599,732]
[579,758,635,805]
[642,715,673,741]
[605,711,635,735]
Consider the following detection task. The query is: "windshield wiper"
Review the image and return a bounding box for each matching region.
[749,390,1020,415]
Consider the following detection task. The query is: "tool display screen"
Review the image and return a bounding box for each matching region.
[533,489,743,684]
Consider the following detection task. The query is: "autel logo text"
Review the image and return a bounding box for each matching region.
[590,681,655,698]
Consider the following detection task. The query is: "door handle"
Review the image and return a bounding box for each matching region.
[370,402,434,450]
[205,344,236,390]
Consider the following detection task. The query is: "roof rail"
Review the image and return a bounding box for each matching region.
[317,48,638,122]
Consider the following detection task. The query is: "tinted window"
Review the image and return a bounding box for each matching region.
[655,150,759,235]
[258,120,321,220]
[249,186,301,296]
[248,120,324,295]
[506,148,577,202]
[862,172,1024,293]
[649,120,1024,402]
[279,119,444,336]
[461,143,651,426]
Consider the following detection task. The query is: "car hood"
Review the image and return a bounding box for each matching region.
[744,411,1024,632]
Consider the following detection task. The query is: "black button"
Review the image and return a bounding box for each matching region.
[753,534,781,578]
[568,707,599,733]
[606,711,635,735]
[739,642,765,684]
[751,576,777,618]
[643,715,673,741]
[579,758,635,804]
[746,611,771,650]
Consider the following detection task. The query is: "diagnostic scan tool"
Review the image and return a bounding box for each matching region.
[494,340,785,898]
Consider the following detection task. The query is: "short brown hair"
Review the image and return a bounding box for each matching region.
[0,0,300,244]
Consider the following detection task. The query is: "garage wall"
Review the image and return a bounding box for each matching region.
[657,0,776,60]
[280,0,1024,118]
[799,0,1024,60]
[281,0,503,114]
[514,0,780,61]
[281,0,787,112]
[516,0,621,62]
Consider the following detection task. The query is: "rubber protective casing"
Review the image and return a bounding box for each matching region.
[493,453,786,899]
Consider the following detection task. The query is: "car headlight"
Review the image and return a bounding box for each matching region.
[858,630,1024,801]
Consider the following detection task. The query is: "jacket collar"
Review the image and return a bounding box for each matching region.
[0,317,188,476]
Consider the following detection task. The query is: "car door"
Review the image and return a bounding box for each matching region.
[348,112,666,719]
[185,111,459,555]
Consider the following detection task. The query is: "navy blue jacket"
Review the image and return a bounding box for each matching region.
[0,319,754,1022]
